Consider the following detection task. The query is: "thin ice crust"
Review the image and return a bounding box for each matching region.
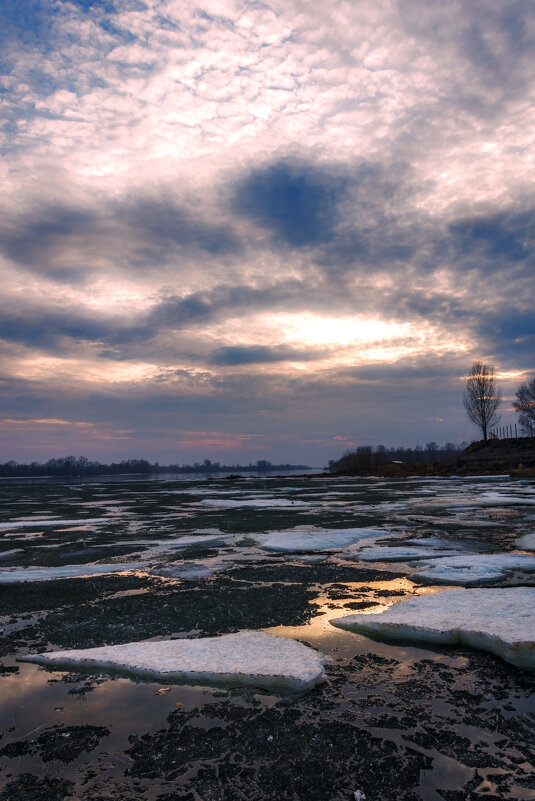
[257,527,388,552]
[20,631,330,691]
[331,588,535,670]
[412,553,535,584]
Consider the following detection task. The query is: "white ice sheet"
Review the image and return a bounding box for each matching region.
[21,631,330,691]
[331,587,535,669]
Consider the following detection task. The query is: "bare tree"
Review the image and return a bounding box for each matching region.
[513,377,535,434]
[463,361,502,442]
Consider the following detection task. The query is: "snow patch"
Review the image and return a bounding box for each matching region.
[21,631,330,691]
[331,587,535,670]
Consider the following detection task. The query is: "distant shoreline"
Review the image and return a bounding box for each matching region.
[328,438,535,479]
[0,466,320,480]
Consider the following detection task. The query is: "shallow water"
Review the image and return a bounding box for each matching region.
[1,474,534,800]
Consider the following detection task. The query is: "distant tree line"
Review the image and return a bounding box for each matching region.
[0,456,309,478]
[329,442,466,474]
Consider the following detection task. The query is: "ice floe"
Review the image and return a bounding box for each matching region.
[0,548,23,560]
[356,546,466,562]
[412,553,535,584]
[200,498,314,509]
[447,519,501,528]
[331,587,535,669]
[517,533,535,552]
[256,527,389,552]
[405,536,471,548]
[114,533,231,555]
[449,475,510,481]
[410,496,485,510]
[152,561,229,579]
[0,563,148,583]
[0,517,108,531]
[21,631,330,691]
[411,490,535,511]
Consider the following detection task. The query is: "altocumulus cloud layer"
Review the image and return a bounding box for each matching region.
[0,0,534,463]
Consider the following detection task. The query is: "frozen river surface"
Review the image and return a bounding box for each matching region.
[0,473,534,801]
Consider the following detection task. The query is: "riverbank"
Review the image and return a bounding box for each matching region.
[329,438,535,478]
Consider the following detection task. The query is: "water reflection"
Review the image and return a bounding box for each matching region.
[266,577,457,663]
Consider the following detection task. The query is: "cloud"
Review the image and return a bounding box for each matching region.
[0,306,146,349]
[1,0,534,462]
[448,210,535,268]
[232,159,348,247]
[0,193,240,280]
[148,279,308,328]
[211,344,325,365]
[113,197,241,258]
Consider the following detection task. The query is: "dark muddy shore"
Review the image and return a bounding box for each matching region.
[1,474,534,800]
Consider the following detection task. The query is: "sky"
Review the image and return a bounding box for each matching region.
[1,0,534,466]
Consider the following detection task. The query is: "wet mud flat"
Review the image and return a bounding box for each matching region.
[1,474,534,800]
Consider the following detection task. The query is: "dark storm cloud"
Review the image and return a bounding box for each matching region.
[148,280,309,328]
[448,211,535,268]
[3,167,533,367]
[211,345,325,366]
[0,205,100,280]
[114,198,241,258]
[0,308,147,349]
[398,0,535,98]
[0,278,314,354]
[475,310,535,364]
[341,357,468,383]
[1,157,416,281]
[228,156,431,286]
[2,150,533,377]
[457,1,534,95]
[232,160,349,247]
[0,196,240,278]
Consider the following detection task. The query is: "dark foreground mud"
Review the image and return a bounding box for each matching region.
[122,650,535,801]
[0,724,110,763]
[1,646,533,801]
[1,574,321,655]
[1,474,535,800]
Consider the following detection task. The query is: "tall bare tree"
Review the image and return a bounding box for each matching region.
[513,377,535,434]
[463,361,502,443]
